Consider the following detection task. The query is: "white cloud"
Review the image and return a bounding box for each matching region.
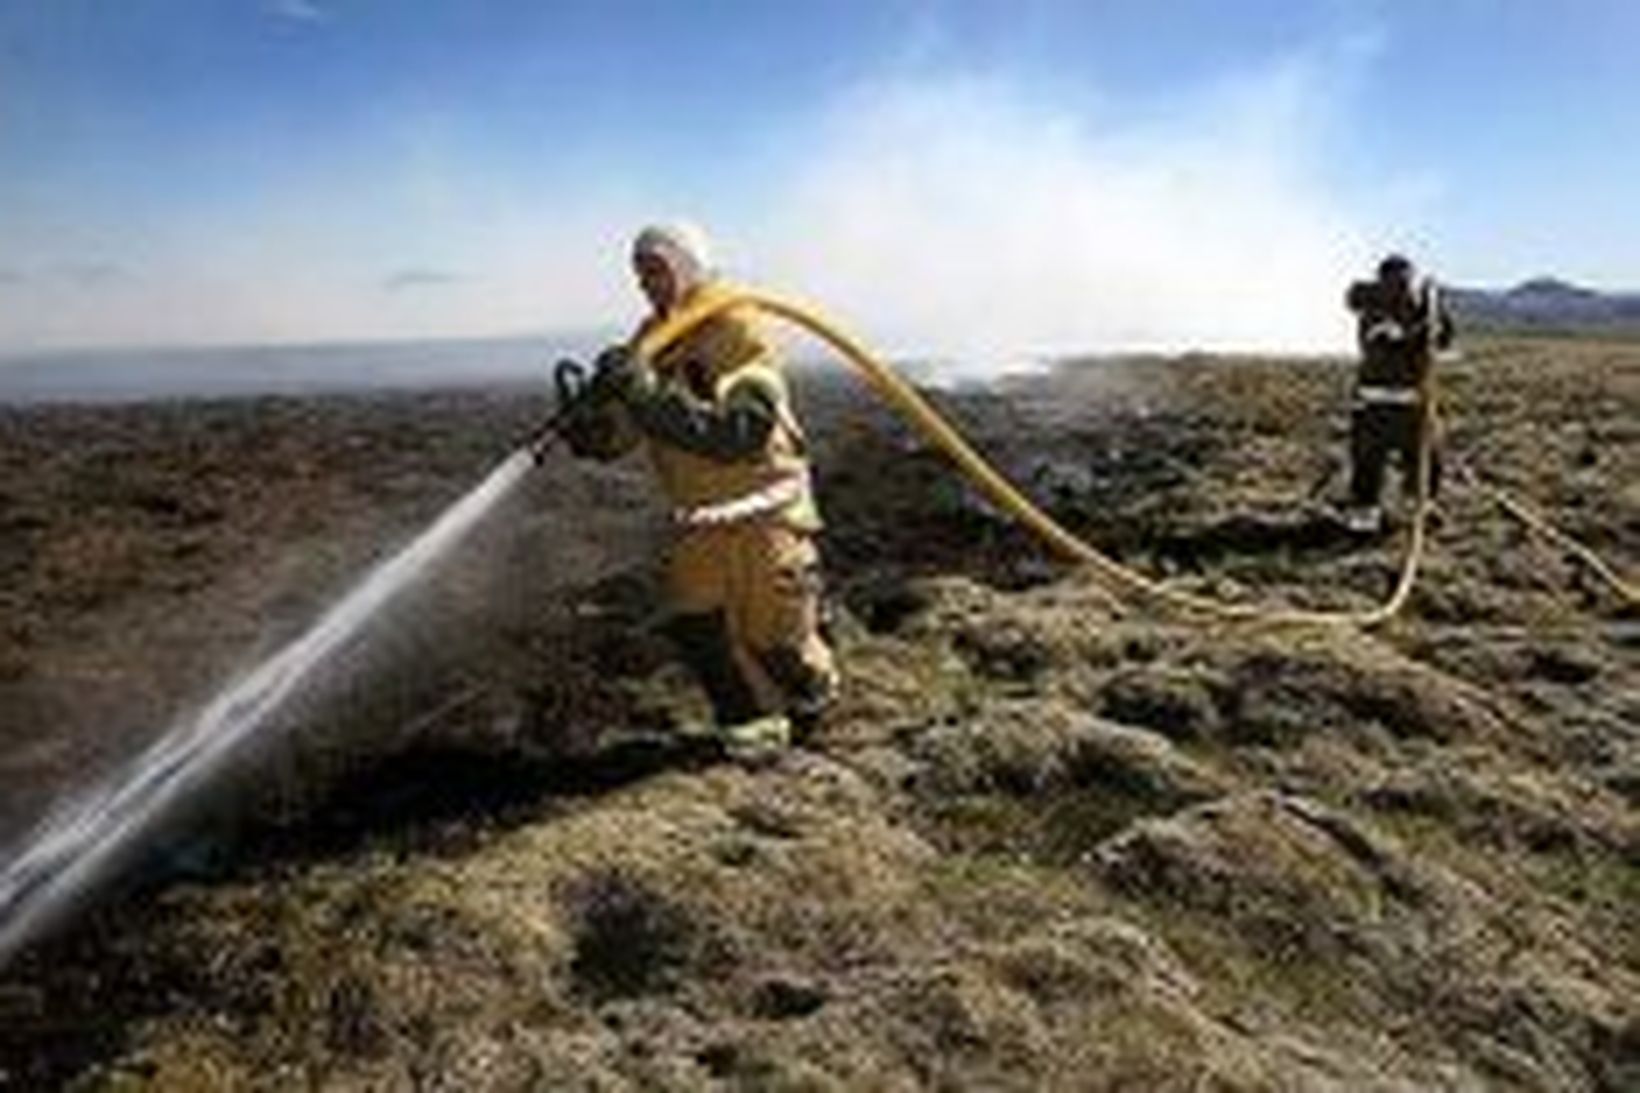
[382,268,463,292]
[747,60,1431,370]
[264,0,329,25]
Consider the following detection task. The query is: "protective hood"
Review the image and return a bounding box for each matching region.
[633,221,716,300]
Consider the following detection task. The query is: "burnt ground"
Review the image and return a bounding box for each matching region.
[0,337,1636,1090]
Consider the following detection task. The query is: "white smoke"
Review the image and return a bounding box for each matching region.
[750,66,1426,369]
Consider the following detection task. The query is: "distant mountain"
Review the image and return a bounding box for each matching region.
[1447,277,1640,332]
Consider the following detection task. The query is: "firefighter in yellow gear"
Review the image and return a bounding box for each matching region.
[559,222,837,762]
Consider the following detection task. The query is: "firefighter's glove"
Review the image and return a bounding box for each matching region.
[559,399,610,460]
[593,343,656,403]
[549,358,616,460]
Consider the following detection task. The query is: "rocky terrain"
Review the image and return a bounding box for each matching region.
[0,335,1635,1090]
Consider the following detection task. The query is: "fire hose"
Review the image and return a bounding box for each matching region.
[1455,462,1638,607]
[550,282,1637,625]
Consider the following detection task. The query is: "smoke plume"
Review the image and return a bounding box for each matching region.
[749,68,1424,370]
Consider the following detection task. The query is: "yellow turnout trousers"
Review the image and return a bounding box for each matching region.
[666,519,836,726]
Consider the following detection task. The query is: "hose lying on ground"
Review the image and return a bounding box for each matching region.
[1454,463,1640,608]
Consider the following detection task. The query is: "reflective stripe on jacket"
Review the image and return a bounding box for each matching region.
[1355,384,1421,407]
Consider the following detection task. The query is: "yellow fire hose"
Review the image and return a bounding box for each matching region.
[633,283,1636,624]
[1456,463,1639,607]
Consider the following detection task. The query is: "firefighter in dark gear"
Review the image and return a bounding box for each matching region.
[559,222,836,763]
[1342,254,1455,534]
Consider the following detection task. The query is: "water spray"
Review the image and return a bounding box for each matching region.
[0,448,541,967]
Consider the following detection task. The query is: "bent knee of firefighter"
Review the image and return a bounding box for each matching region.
[737,529,826,652]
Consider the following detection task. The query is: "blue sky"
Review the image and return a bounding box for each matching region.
[1,0,1637,354]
